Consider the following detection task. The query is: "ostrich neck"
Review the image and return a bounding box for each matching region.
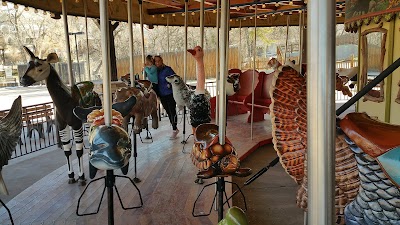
[46,67,73,109]
[195,58,205,94]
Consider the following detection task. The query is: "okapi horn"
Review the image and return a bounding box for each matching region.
[23,46,35,59]
[112,96,136,118]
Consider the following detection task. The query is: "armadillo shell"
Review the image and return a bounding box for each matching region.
[220,154,240,174]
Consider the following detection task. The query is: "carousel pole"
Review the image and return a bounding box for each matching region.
[299,10,304,74]
[217,0,229,222]
[200,0,205,48]
[182,0,188,144]
[61,0,74,86]
[83,0,91,81]
[128,0,135,84]
[250,5,257,140]
[307,0,336,224]
[284,15,290,63]
[167,16,170,54]
[99,0,114,224]
[129,0,140,184]
[139,0,146,79]
[215,0,220,124]
[238,19,242,70]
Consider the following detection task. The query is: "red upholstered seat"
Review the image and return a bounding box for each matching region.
[244,71,274,123]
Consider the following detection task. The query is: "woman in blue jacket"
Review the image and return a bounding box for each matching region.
[154,55,179,139]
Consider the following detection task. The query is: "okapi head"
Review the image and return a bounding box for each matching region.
[20,46,59,86]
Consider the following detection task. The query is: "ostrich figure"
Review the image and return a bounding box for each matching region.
[20,46,98,185]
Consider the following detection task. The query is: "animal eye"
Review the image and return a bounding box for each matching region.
[38,69,43,72]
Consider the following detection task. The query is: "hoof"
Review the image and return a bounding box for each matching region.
[68,178,77,184]
[78,179,87,186]
[133,177,141,183]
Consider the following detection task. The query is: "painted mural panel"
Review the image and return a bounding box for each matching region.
[346,0,400,22]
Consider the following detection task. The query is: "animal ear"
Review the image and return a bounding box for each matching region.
[112,96,136,117]
[73,106,102,122]
[46,53,59,63]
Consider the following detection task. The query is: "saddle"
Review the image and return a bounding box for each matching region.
[191,123,251,179]
[340,112,400,158]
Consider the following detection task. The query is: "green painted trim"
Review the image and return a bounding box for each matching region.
[385,20,395,123]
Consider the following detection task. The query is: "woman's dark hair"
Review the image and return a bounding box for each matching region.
[146,55,154,64]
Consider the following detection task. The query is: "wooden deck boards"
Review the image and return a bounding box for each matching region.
[0,113,272,225]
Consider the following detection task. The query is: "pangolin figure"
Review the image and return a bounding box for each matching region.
[0,96,22,195]
[269,65,360,222]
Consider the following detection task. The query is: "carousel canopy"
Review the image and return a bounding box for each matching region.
[5,0,346,27]
[345,0,400,32]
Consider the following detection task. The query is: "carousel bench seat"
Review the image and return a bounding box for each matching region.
[340,112,400,157]
[243,71,273,123]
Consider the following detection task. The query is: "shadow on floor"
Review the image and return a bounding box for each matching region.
[233,144,304,225]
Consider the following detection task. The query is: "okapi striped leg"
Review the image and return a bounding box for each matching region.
[73,126,86,186]
[59,127,76,184]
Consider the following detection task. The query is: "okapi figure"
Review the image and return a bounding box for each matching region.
[20,46,94,185]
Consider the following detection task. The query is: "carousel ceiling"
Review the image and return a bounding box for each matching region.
[5,0,346,27]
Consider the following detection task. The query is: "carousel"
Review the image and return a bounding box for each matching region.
[0,0,400,225]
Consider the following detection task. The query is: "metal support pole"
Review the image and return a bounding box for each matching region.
[218,0,229,145]
[217,177,225,222]
[61,0,74,86]
[139,0,145,79]
[298,11,304,71]
[99,0,112,126]
[200,0,205,48]
[250,5,256,140]
[84,0,91,81]
[106,170,115,225]
[307,0,336,224]
[215,0,220,124]
[182,0,188,143]
[284,15,290,63]
[73,34,81,82]
[167,16,170,54]
[128,0,135,85]
[239,20,242,70]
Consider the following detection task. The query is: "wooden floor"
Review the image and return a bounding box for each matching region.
[0,113,272,225]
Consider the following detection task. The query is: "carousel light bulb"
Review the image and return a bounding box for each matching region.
[14,4,18,9]
[339,4,343,8]
[275,2,279,7]
[24,6,29,11]
[152,15,155,18]
[191,11,195,15]
[181,12,185,16]
[109,0,113,2]
[76,0,79,2]
[339,13,342,17]
[93,0,98,2]
[172,13,176,16]
[250,16,253,20]
[264,14,267,18]
[289,11,292,15]
[272,13,275,17]
[262,4,266,8]
[236,7,240,11]
[243,17,246,21]
[161,14,164,17]
[257,16,260,19]
[289,1,293,5]
[299,10,302,14]
[230,19,232,22]
[213,9,216,13]
[280,12,284,16]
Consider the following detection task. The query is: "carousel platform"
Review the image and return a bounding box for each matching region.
[0,113,272,225]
